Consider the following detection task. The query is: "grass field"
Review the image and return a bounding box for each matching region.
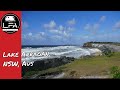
[23,52,120,79]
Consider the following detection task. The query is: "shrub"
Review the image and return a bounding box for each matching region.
[110,66,120,79]
[102,46,114,57]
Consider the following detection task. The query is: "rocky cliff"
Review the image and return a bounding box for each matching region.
[83,42,120,52]
[22,56,75,76]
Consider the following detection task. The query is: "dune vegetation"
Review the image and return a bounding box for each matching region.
[23,52,120,79]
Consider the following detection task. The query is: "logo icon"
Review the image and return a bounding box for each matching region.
[1,13,20,34]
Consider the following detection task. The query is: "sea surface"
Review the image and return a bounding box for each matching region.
[22,45,101,62]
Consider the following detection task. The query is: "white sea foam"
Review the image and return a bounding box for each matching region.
[22,46,102,62]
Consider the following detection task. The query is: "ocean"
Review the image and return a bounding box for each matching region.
[22,45,101,62]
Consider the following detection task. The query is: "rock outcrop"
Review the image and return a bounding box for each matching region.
[22,56,75,76]
[83,42,92,47]
[83,42,120,52]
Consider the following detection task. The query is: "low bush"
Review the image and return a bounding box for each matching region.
[110,66,120,79]
[102,46,114,57]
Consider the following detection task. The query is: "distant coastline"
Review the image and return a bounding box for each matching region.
[83,42,120,47]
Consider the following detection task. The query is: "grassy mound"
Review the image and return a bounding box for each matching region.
[23,52,120,79]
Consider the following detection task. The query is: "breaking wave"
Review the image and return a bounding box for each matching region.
[22,46,101,61]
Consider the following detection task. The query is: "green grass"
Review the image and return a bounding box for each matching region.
[23,52,120,78]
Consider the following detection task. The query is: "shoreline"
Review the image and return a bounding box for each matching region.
[22,42,120,79]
